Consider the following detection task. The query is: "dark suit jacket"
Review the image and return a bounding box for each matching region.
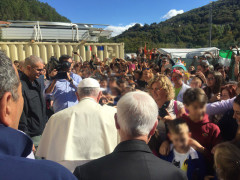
[74,140,187,180]
[0,124,77,180]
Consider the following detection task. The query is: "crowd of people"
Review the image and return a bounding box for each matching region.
[1,45,240,180]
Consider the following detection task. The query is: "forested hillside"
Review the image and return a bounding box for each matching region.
[103,0,240,52]
[0,0,70,22]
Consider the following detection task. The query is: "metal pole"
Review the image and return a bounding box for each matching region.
[209,1,213,47]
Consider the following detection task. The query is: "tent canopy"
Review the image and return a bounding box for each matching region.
[158,47,219,59]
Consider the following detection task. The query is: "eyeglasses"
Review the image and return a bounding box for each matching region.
[150,87,163,92]
[143,68,150,71]
[207,77,215,81]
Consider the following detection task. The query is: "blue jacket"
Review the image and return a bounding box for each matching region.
[0,124,77,180]
[160,147,206,180]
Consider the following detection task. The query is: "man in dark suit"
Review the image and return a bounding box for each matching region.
[74,91,187,180]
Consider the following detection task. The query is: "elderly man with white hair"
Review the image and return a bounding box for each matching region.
[36,78,119,172]
[73,91,187,180]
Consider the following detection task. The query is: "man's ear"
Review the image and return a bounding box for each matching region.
[114,113,120,130]
[97,91,102,103]
[27,65,31,71]
[0,92,13,127]
[149,120,158,136]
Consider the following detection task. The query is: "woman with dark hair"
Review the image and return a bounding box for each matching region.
[216,64,229,84]
[203,71,223,103]
[215,94,239,142]
[221,85,237,100]
[133,70,142,82]
[136,68,153,90]
[211,83,236,125]
[197,62,210,77]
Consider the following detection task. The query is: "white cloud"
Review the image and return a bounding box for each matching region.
[162,9,184,19]
[105,23,143,37]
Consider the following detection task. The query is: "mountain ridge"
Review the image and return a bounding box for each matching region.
[0,0,70,22]
[103,0,240,52]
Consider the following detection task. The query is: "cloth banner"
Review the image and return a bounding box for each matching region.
[219,50,233,67]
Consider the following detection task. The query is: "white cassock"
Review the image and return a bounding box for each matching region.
[36,97,120,172]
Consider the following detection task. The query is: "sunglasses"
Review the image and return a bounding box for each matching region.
[143,68,150,71]
[33,67,44,72]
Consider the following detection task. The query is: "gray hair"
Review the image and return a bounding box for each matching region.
[117,91,158,137]
[24,55,43,68]
[77,87,100,98]
[0,50,20,101]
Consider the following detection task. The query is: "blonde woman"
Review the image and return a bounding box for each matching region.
[148,75,185,120]
[148,75,185,156]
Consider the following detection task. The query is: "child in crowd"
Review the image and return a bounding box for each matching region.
[182,88,221,173]
[190,76,203,88]
[161,119,205,180]
[182,88,221,153]
[214,142,240,180]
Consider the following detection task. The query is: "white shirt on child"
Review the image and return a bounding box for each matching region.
[172,147,199,172]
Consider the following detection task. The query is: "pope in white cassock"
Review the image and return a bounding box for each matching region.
[36,78,120,172]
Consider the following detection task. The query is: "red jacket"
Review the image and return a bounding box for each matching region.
[181,113,221,152]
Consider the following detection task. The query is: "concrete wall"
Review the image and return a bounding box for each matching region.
[0,42,124,63]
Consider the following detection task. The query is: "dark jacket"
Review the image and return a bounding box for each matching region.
[74,140,187,180]
[160,148,206,180]
[19,73,47,137]
[0,124,77,180]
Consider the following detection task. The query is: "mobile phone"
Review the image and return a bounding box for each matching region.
[159,109,168,118]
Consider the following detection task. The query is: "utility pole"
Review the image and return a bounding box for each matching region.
[209,1,213,47]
